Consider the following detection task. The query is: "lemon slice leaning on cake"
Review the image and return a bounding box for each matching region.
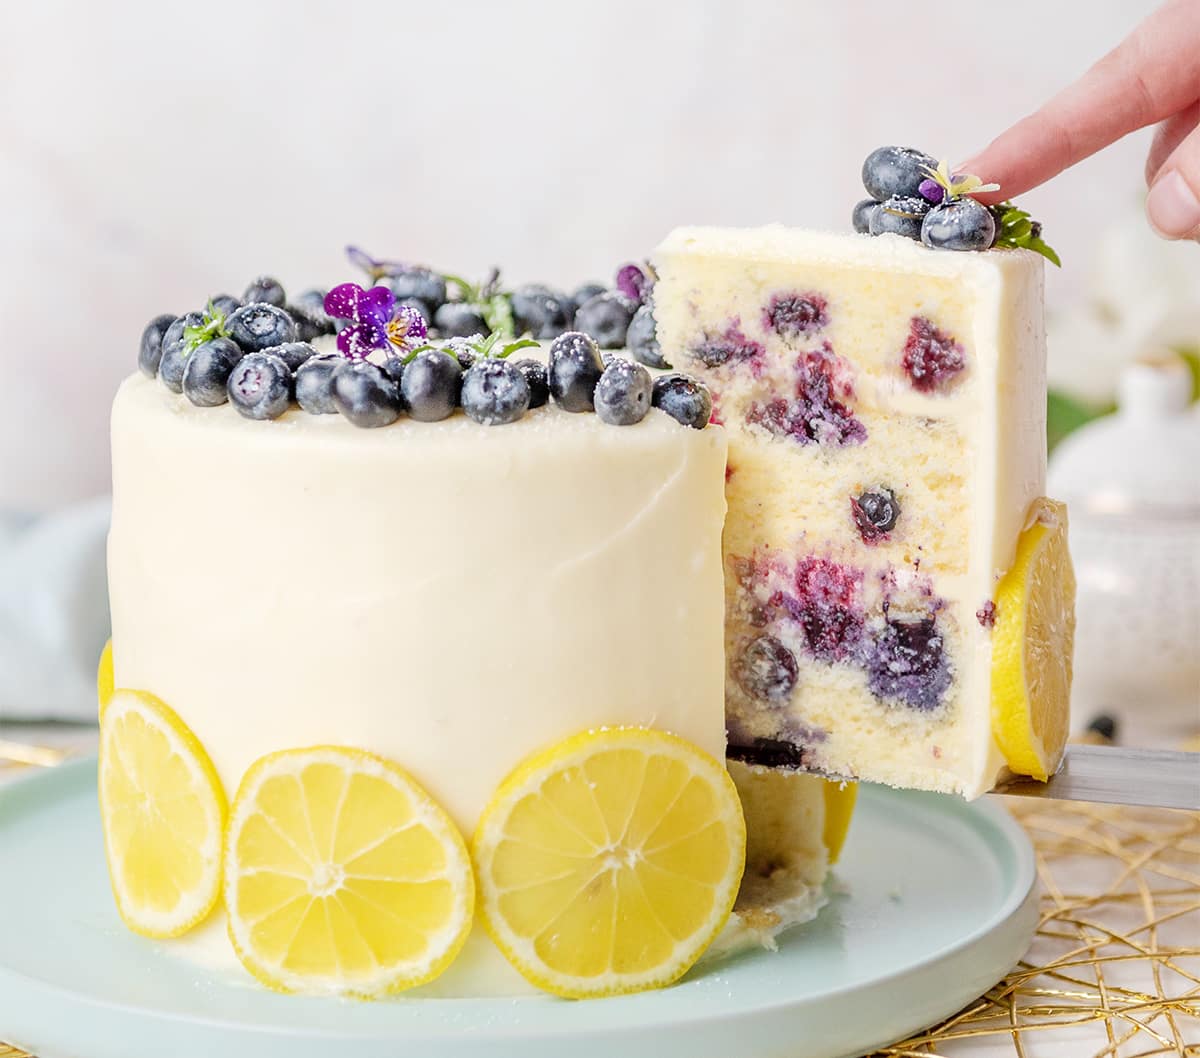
[96,639,114,716]
[223,746,475,998]
[99,688,227,937]
[991,498,1077,782]
[474,727,747,999]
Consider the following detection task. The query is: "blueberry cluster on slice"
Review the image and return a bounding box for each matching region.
[854,145,997,252]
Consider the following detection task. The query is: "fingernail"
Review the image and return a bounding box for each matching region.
[1145,170,1200,238]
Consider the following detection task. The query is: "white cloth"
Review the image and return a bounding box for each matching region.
[0,499,110,722]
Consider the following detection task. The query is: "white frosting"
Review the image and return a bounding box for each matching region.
[108,373,730,993]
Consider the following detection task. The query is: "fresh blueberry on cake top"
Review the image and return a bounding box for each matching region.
[226,303,298,353]
[331,360,402,428]
[510,284,572,339]
[868,194,930,240]
[263,341,317,373]
[181,337,242,407]
[861,145,937,201]
[227,351,292,420]
[293,354,342,415]
[573,291,636,349]
[594,358,652,426]
[569,281,606,315]
[137,314,176,379]
[209,294,242,316]
[435,301,489,338]
[651,373,712,430]
[460,357,531,425]
[626,302,669,369]
[401,349,462,422]
[242,275,286,308]
[156,311,205,392]
[513,357,549,408]
[547,331,605,412]
[388,267,448,311]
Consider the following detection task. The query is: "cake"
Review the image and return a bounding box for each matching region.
[104,297,851,999]
[653,225,1072,797]
[99,149,1073,1000]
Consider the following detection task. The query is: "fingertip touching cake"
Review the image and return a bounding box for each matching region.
[100,146,1074,1001]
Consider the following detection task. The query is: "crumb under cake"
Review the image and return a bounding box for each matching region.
[99,150,1074,1001]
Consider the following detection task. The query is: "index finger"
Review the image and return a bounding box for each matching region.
[962,0,1200,203]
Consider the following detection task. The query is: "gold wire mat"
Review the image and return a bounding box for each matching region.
[3,801,1197,1058]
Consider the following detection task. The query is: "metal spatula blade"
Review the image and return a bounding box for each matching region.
[991,744,1200,810]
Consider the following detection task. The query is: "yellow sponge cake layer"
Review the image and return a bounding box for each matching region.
[654,226,1050,798]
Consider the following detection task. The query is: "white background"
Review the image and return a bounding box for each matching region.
[0,0,1177,510]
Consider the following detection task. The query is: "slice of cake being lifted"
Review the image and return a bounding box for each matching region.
[654,226,1073,798]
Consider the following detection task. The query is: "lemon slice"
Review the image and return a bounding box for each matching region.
[474,727,746,999]
[97,639,114,716]
[224,746,474,998]
[991,498,1076,781]
[99,689,227,938]
[822,780,857,864]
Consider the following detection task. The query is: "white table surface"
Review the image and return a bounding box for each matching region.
[2,721,1195,1058]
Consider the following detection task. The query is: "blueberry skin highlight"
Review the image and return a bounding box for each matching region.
[626,302,668,369]
[862,146,937,201]
[573,292,635,349]
[651,373,712,430]
[594,358,653,426]
[226,303,298,353]
[921,198,997,251]
[547,331,605,412]
[332,361,402,428]
[138,314,177,378]
[227,352,293,421]
[401,350,462,422]
[461,359,531,425]
[294,354,343,415]
[182,337,242,407]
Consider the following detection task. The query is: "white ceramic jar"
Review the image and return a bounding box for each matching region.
[1048,354,1200,734]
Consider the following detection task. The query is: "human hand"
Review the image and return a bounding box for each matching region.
[963,0,1200,240]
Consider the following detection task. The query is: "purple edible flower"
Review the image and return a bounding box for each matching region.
[918,178,944,204]
[345,245,410,283]
[615,263,651,304]
[324,282,428,361]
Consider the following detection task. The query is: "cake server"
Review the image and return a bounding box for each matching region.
[992,744,1200,810]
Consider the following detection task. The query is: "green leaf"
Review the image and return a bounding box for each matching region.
[497,338,539,360]
[483,293,515,340]
[181,300,230,354]
[1025,237,1061,268]
[1046,390,1112,452]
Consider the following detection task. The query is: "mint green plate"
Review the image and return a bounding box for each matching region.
[0,759,1036,1058]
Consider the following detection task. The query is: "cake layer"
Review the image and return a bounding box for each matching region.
[108,372,730,994]
[654,226,1049,798]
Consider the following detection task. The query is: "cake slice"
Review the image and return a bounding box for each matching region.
[654,226,1070,798]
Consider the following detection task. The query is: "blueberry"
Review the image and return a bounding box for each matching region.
[397,297,432,328]
[380,355,407,388]
[243,276,285,307]
[389,267,447,311]
[547,331,605,412]
[734,635,798,701]
[157,311,205,392]
[294,354,342,415]
[438,337,480,371]
[511,285,572,339]
[624,303,666,369]
[862,146,937,201]
[513,358,548,408]
[920,198,996,251]
[227,352,292,420]
[210,294,241,316]
[226,303,298,352]
[573,292,635,349]
[181,337,242,407]
[852,198,880,235]
[435,302,488,338]
[258,342,314,375]
[400,349,461,422]
[461,358,531,425]
[287,289,336,341]
[138,313,177,378]
[869,195,930,240]
[852,488,900,542]
[332,361,402,428]
[570,282,606,315]
[651,373,712,430]
[594,358,652,426]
